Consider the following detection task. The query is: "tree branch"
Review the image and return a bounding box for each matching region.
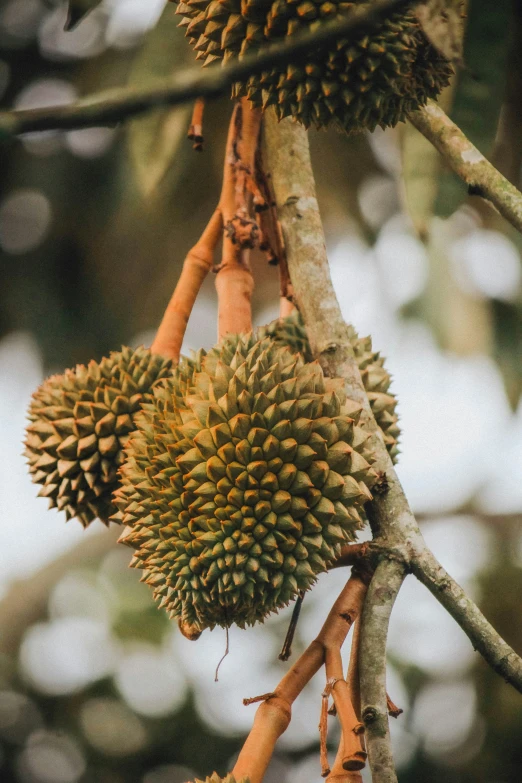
[359,560,406,783]
[409,545,522,688]
[0,0,422,137]
[409,99,522,234]
[234,572,369,783]
[261,110,522,781]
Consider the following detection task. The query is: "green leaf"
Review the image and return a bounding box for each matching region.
[126,5,194,198]
[400,82,456,240]
[434,0,511,217]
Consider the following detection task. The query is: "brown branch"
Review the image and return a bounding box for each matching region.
[0,0,422,137]
[188,97,205,151]
[261,110,522,781]
[279,591,305,662]
[150,207,222,361]
[215,100,261,339]
[234,571,369,783]
[325,649,366,772]
[409,100,522,234]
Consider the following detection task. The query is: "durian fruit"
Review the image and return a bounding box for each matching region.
[188,774,248,783]
[175,0,453,134]
[115,335,377,633]
[25,346,173,528]
[259,311,400,460]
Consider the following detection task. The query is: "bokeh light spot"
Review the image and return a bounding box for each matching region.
[0,189,52,254]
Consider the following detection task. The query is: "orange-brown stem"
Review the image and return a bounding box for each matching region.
[216,99,261,339]
[151,207,222,362]
[325,648,366,772]
[188,97,205,151]
[319,687,331,777]
[280,297,295,318]
[331,543,371,570]
[386,693,404,719]
[234,571,371,783]
[347,619,362,722]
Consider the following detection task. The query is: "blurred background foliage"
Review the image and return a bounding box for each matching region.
[1,1,522,781]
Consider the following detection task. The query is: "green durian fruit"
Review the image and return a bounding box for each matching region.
[25,346,173,528]
[259,311,400,460]
[189,775,248,783]
[115,334,377,633]
[175,0,452,134]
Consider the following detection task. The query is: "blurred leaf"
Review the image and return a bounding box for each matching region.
[417,0,465,63]
[434,0,510,217]
[400,81,456,240]
[126,5,194,198]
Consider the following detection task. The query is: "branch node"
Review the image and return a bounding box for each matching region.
[243,691,276,706]
[361,706,379,725]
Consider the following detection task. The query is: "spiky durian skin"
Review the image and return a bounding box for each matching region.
[115,335,377,632]
[25,347,173,528]
[176,0,452,134]
[259,311,400,460]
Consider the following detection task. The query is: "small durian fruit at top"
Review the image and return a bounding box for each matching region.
[188,774,249,783]
[259,310,400,461]
[25,346,173,528]
[175,0,453,134]
[115,334,377,633]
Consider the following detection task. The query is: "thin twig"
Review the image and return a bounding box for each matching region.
[0,0,423,137]
[409,100,522,234]
[214,624,230,682]
[279,590,305,662]
[188,97,205,151]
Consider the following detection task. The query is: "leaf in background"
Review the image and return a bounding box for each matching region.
[417,0,465,64]
[434,0,510,217]
[126,4,194,198]
[400,80,456,241]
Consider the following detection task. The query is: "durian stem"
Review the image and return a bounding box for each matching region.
[234,572,369,783]
[325,649,366,772]
[347,618,362,722]
[151,208,222,362]
[279,297,295,318]
[188,97,205,151]
[215,99,262,339]
[327,621,364,782]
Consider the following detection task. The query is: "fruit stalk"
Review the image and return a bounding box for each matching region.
[233,569,370,783]
[151,208,223,362]
[215,99,261,339]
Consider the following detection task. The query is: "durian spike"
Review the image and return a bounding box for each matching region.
[151,208,223,362]
[233,570,370,783]
[215,99,261,339]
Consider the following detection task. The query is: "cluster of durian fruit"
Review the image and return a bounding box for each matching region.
[175,0,453,133]
[26,312,398,636]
